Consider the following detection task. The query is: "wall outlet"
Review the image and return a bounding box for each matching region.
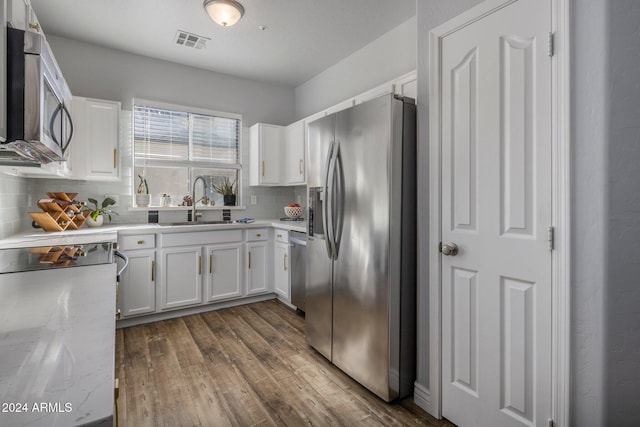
[106,194,120,207]
[251,195,257,205]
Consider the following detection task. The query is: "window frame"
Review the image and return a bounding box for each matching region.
[132,98,243,208]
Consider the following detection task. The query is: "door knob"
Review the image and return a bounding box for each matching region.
[440,242,459,256]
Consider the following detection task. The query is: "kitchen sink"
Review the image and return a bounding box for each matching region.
[159,220,234,226]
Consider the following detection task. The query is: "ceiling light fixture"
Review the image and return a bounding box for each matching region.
[203,0,245,27]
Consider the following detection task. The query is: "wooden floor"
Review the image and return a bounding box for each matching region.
[115,300,455,426]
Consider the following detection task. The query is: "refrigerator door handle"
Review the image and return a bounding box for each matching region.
[327,142,341,260]
[333,142,345,258]
[323,141,336,259]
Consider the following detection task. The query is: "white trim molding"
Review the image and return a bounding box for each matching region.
[413,382,432,411]
[550,0,571,425]
[425,0,570,425]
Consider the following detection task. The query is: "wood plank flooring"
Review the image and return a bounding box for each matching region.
[115,300,455,426]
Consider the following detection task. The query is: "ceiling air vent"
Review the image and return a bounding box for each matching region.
[175,30,210,50]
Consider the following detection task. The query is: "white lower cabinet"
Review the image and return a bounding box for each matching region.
[160,247,203,310]
[118,249,156,318]
[117,228,299,324]
[246,242,268,294]
[273,241,290,300]
[206,243,243,302]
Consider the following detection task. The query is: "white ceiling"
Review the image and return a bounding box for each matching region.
[29,0,416,87]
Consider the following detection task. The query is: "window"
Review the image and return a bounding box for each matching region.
[133,100,241,207]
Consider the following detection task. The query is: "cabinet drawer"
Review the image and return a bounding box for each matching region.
[161,230,242,247]
[119,234,156,250]
[274,229,289,244]
[246,228,269,241]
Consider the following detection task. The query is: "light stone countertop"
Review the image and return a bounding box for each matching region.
[0,219,307,249]
[0,218,307,425]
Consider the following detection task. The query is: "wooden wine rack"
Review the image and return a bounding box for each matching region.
[28,192,91,232]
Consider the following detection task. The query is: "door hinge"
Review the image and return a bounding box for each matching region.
[548,32,555,57]
[547,226,555,251]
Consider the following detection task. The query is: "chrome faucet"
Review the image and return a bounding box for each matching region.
[191,175,209,222]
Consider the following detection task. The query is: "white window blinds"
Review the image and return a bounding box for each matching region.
[134,104,240,165]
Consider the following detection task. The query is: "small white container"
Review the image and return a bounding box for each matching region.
[136,194,150,207]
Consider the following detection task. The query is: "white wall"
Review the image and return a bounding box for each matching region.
[46,35,295,127]
[600,1,640,424]
[571,0,608,424]
[24,36,299,226]
[294,16,416,120]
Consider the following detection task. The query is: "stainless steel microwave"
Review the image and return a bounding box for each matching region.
[3,27,73,164]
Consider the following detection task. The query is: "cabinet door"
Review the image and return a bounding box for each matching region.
[206,243,243,302]
[119,250,155,318]
[394,72,417,99]
[354,82,395,105]
[70,97,121,181]
[7,0,29,30]
[273,242,290,300]
[246,242,268,294]
[250,124,283,185]
[285,120,305,185]
[1,1,6,142]
[160,247,202,310]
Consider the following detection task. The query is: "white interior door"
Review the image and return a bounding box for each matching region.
[439,0,552,426]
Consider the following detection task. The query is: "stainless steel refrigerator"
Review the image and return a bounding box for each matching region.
[306,94,416,402]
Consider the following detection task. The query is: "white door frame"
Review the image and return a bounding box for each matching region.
[426,0,571,425]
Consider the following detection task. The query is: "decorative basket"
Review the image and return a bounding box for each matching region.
[284,206,304,218]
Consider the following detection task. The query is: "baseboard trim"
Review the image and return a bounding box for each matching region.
[414,382,437,417]
[116,294,277,328]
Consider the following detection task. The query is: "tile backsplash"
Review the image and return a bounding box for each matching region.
[0,175,37,239]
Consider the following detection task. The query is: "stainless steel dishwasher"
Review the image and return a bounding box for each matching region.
[289,231,307,312]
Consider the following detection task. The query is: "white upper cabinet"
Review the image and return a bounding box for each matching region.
[70,97,120,181]
[7,0,41,34]
[284,120,305,185]
[8,0,31,32]
[324,99,355,115]
[394,71,417,99]
[1,2,7,143]
[354,82,395,105]
[249,123,284,186]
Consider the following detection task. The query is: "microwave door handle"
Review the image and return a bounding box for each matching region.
[60,104,74,156]
[49,103,63,148]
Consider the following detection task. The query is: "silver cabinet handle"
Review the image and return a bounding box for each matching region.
[440,242,459,256]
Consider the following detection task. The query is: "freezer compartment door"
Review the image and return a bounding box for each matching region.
[305,235,333,360]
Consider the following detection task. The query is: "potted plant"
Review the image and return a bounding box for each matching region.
[85,197,118,227]
[136,174,150,207]
[212,176,237,206]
